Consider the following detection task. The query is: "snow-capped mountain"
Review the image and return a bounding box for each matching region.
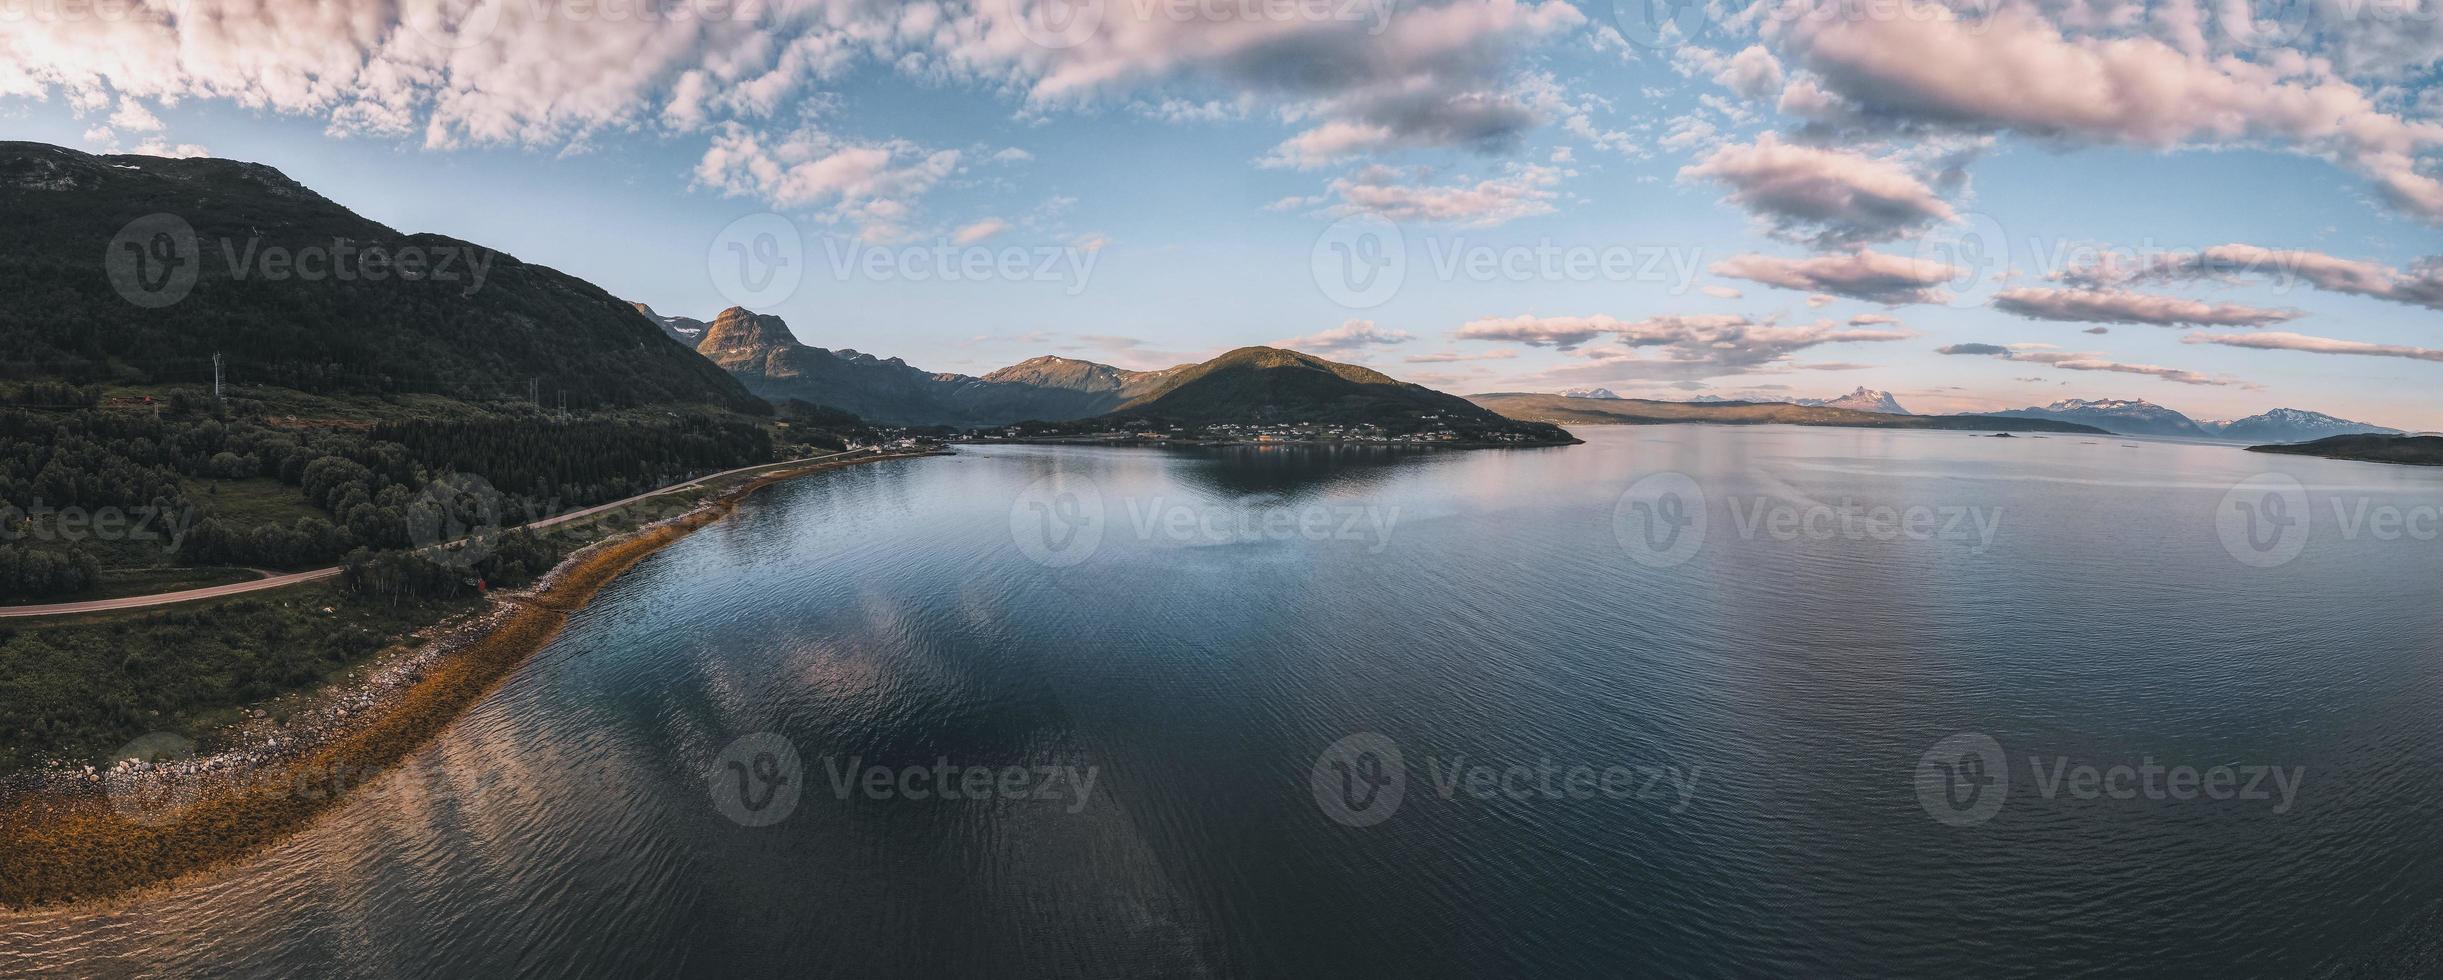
[632,302,707,346]
[1562,387,1623,399]
[2200,408,2402,444]
[1683,387,1911,414]
[1993,398,2206,438]
[1815,387,1911,415]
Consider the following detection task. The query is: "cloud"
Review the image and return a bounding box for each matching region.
[1766,0,2443,223]
[0,0,1582,181]
[1457,312,1911,376]
[1679,133,1956,245]
[953,218,1011,245]
[1991,287,2299,327]
[1718,45,1787,100]
[1404,349,1520,363]
[1309,162,1562,227]
[1710,250,1959,304]
[693,125,961,242]
[2064,244,2443,312]
[1940,341,2235,386]
[2183,331,2443,364]
[1276,319,1415,353]
[1702,285,1745,299]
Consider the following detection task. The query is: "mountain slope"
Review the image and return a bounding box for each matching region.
[0,141,762,412]
[1470,393,2104,433]
[2207,408,2401,444]
[1817,387,1911,415]
[1103,347,1573,441]
[690,308,1177,425]
[1991,398,2204,438]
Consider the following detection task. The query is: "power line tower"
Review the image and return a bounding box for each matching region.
[212,353,223,404]
[529,377,539,409]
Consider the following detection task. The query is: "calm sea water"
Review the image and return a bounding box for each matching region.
[8,425,2443,978]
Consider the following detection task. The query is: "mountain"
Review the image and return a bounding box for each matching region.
[2250,433,2443,467]
[0,141,762,412]
[1469,393,2104,434]
[1991,398,2205,438]
[1101,347,1574,442]
[2202,408,2401,444]
[1816,387,1911,415]
[689,307,1172,426]
[633,303,707,346]
[1562,387,1622,399]
[1687,387,1909,414]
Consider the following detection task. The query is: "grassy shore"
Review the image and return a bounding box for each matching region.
[0,449,936,910]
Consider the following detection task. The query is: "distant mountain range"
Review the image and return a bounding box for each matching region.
[1472,393,2101,434]
[0,141,761,412]
[659,306,1566,440]
[1993,399,2398,443]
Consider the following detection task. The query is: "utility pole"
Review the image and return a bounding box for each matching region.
[530,377,540,410]
[212,353,223,404]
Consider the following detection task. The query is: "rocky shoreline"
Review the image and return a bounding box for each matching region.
[0,450,935,911]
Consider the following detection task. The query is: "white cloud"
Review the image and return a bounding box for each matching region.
[1276,319,1415,353]
[953,217,1011,245]
[2184,331,2443,364]
[1710,250,1960,304]
[1310,162,1563,227]
[1680,133,1957,245]
[1992,287,2299,326]
[693,125,961,242]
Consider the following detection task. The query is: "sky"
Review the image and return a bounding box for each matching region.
[6,0,2443,428]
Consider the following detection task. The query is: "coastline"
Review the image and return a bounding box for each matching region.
[0,449,941,911]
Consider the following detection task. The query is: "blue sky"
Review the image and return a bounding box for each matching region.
[7,0,2441,427]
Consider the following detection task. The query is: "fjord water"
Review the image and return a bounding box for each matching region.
[8,426,2443,977]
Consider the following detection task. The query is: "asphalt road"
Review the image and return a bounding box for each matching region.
[0,450,862,620]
